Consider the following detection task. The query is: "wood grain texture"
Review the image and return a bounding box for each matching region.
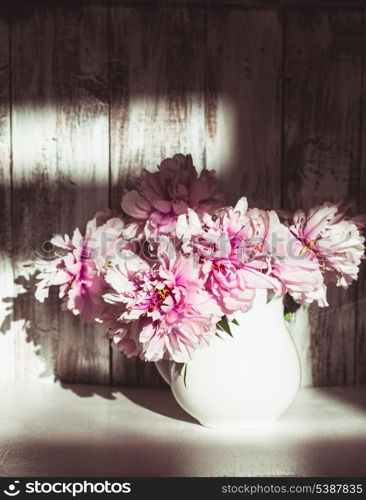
[284,8,363,386]
[206,7,282,208]
[11,1,366,6]
[11,3,62,381]
[0,2,14,381]
[54,3,110,384]
[355,9,366,384]
[109,4,206,386]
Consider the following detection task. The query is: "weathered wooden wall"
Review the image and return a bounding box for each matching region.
[0,0,365,387]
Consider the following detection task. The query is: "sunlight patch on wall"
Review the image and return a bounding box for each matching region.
[0,319,52,383]
[7,93,240,185]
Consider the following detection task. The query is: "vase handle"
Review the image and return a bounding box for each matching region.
[155,360,171,386]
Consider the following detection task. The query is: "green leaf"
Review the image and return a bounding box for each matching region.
[217,316,233,337]
[284,312,291,323]
[232,318,240,326]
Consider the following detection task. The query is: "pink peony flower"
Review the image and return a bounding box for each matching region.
[103,238,222,362]
[106,319,142,358]
[89,217,134,271]
[35,217,130,321]
[177,197,327,310]
[245,207,327,306]
[291,203,365,288]
[177,199,282,315]
[121,154,224,239]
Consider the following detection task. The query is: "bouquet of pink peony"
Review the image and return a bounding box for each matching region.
[35,154,365,363]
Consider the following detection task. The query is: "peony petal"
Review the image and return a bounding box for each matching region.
[121,190,151,219]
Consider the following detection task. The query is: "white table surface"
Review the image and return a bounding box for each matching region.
[1,382,365,477]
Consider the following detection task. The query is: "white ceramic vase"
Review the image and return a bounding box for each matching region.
[155,290,301,429]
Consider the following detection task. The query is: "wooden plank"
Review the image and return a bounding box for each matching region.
[109,4,206,386]
[284,8,362,386]
[0,2,14,381]
[206,7,282,209]
[355,9,366,384]
[54,3,110,384]
[11,3,60,381]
